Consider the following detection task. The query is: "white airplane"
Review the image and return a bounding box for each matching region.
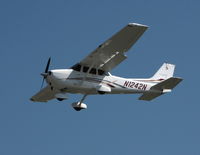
[30,23,183,111]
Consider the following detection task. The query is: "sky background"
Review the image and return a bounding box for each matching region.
[0,0,199,154]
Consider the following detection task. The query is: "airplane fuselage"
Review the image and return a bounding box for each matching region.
[46,69,155,95]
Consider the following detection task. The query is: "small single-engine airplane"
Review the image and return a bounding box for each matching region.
[30,23,183,111]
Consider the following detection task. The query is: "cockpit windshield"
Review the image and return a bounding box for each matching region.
[71,63,81,72]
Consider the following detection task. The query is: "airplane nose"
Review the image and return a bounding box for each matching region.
[41,71,52,77]
[49,70,67,79]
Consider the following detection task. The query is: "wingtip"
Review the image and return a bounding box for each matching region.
[128,23,149,28]
[30,98,35,102]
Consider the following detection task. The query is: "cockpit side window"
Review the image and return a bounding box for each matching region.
[83,66,89,73]
[71,64,81,72]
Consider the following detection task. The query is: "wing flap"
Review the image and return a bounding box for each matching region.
[101,53,127,71]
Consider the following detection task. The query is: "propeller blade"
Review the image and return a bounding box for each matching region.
[40,57,51,90]
[45,57,51,73]
[40,77,45,90]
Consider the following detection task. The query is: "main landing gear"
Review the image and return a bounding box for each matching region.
[71,95,88,111]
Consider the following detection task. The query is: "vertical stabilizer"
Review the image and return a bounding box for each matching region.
[151,63,175,80]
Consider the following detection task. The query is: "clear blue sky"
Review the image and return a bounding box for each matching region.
[0,0,199,154]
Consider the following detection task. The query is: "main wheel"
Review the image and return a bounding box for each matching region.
[73,107,82,111]
[71,102,87,111]
[98,91,105,94]
[57,98,64,101]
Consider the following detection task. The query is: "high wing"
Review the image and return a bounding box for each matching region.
[30,86,58,102]
[78,23,148,72]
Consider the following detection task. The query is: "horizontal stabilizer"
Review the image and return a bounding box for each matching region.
[139,77,183,101]
[151,77,183,90]
[139,92,162,101]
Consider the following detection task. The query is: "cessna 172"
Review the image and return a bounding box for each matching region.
[30,23,182,111]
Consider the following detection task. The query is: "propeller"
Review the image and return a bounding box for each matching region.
[40,57,51,89]
[45,57,51,74]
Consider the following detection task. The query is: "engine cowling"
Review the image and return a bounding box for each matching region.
[71,102,87,111]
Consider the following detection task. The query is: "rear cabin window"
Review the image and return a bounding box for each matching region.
[98,69,105,75]
[89,68,97,75]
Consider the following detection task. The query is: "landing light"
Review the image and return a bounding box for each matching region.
[162,89,172,93]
